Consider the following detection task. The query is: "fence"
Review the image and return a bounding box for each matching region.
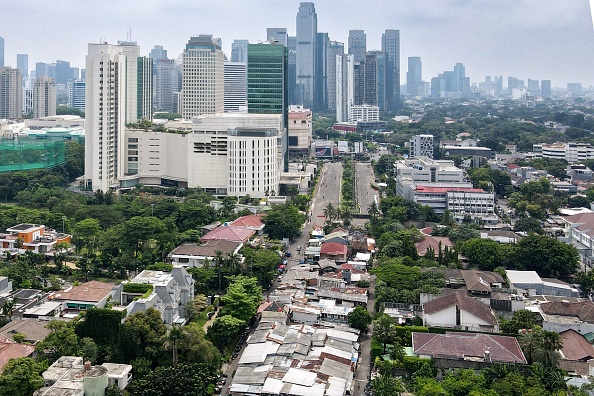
[0,139,66,172]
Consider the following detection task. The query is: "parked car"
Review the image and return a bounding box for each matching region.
[285,251,292,257]
[297,245,301,252]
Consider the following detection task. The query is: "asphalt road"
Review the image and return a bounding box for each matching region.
[354,161,378,216]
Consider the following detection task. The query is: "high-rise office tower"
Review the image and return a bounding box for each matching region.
[541,80,551,99]
[231,40,249,63]
[295,2,317,107]
[247,42,289,171]
[382,29,400,111]
[527,79,540,96]
[181,35,224,118]
[149,45,168,64]
[353,61,365,105]
[55,60,71,86]
[314,32,329,110]
[71,67,80,80]
[336,54,354,122]
[118,40,153,122]
[409,134,434,159]
[33,76,56,117]
[36,62,48,79]
[224,62,247,113]
[0,67,23,119]
[348,30,366,63]
[406,57,422,97]
[0,37,4,68]
[326,41,344,111]
[287,36,297,104]
[17,54,28,78]
[67,79,85,111]
[154,59,179,112]
[85,43,127,192]
[364,51,386,109]
[267,28,288,46]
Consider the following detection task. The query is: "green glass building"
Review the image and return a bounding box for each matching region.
[247,43,289,171]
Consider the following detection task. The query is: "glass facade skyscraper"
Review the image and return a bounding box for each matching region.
[296,2,317,107]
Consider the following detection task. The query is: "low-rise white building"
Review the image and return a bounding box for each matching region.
[409,134,434,158]
[348,104,379,123]
[533,142,594,163]
[396,157,465,188]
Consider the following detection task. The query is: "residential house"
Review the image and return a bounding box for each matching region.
[170,240,242,268]
[0,318,51,344]
[230,214,266,235]
[52,281,114,315]
[34,356,133,395]
[200,225,255,244]
[113,266,194,325]
[0,223,72,255]
[412,332,527,368]
[320,241,348,262]
[561,212,594,268]
[539,300,594,334]
[422,291,499,332]
[558,329,594,376]
[415,235,453,257]
[0,334,35,372]
[480,231,522,244]
[461,270,504,297]
[0,277,12,295]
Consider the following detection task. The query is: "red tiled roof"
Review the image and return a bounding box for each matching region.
[415,236,453,256]
[412,332,526,364]
[560,329,594,361]
[540,301,594,323]
[423,292,497,325]
[230,214,265,229]
[54,280,114,303]
[200,226,255,243]
[0,339,35,372]
[507,164,520,169]
[320,242,348,255]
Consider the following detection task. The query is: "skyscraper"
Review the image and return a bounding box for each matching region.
[33,76,56,117]
[181,35,224,118]
[154,59,179,112]
[224,62,247,113]
[336,54,354,122]
[314,32,329,110]
[382,29,400,110]
[67,79,85,111]
[0,37,4,68]
[17,54,28,78]
[0,67,23,119]
[353,61,365,106]
[287,36,297,104]
[295,2,317,107]
[231,40,249,63]
[527,79,540,96]
[84,43,127,192]
[364,51,386,109]
[118,40,153,122]
[541,80,551,99]
[55,60,71,86]
[407,57,422,97]
[267,28,288,46]
[326,41,344,111]
[149,45,168,64]
[348,30,366,63]
[247,42,289,171]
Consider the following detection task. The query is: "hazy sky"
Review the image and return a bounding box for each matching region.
[2,0,594,87]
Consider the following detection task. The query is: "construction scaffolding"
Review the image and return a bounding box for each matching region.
[0,138,66,172]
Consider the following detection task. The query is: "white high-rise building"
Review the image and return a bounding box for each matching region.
[409,134,434,159]
[84,43,127,192]
[0,67,23,119]
[181,35,224,118]
[224,62,247,113]
[67,80,85,111]
[22,77,34,117]
[326,41,344,111]
[349,104,379,123]
[335,54,354,122]
[117,41,152,123]
[33,76,56,117]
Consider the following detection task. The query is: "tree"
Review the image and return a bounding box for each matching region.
[164,325,184,367]
[73,218,101,254]
[35,321,97,364]
[127,362,215,396]
[118,308,167,365]
[0,357,47,396]
[368,201,380,221]
[1,299,15,321]
[514,217,544,234]
[177,323,221,369]
[220,276,262,322]
[207,315,245,350]
[264,204,305,240]
[323,202,337,222]
[373,314,397,354]
[513,234,579,277]
[183,295,208,322]
[370,374,404,396]
[347,306,372,332]
[460,238,503,271]
[536,330,563,368]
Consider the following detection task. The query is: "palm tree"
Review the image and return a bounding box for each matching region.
[165,325,184,367]
[519,329,538,365]
[367,201,380,220]
[323,203,336,222]
[2,299,15,321]
[225,253,241,275]
[536,330,563,367]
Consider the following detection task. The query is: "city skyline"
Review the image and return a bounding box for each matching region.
[2,0,594,87]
